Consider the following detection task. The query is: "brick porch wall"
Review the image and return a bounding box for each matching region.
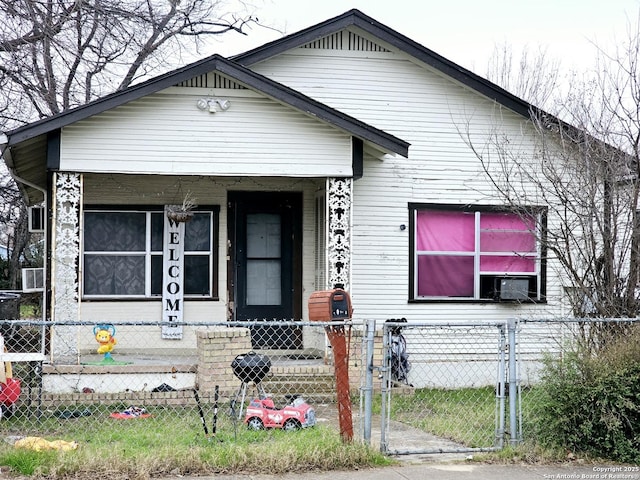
[195,326,384,398]
[196,327,252,396]
[347,327,384,389]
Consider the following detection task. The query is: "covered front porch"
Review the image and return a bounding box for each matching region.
[46,172,355,362]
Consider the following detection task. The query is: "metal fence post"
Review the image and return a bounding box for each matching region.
[508,318,520,446]
[362,319,376,445]
[379,322,390,453]
[496,323,507,448]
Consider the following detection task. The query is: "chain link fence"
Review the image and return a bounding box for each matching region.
[512,319,571,444]
[373,317,640,456]
[513,317,640,446]
[1,315,637,456]
[0,319,359,445]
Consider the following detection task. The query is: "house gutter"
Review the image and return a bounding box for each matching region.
[0,133,49,350]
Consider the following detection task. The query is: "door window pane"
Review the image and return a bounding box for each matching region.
[247,214,281,258]
[246,213,282,305]
[246,259,281,305]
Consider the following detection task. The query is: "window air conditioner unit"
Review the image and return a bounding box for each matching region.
[497,277,529,301]
[28,206,45,233]
[22,268,44,292]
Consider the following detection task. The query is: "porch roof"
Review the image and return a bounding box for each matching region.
[4,55,409,156]
[1,55,410,203]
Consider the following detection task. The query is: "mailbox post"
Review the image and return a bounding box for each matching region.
[308,289,353,442]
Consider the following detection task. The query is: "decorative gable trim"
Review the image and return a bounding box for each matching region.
[176,74,208,88]
[176,73,247,89]
[301,31,390,52]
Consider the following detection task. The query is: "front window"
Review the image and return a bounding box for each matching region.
[410,204,545,301]
[83,208,218,299]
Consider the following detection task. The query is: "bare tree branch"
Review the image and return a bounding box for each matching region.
[0,0,262,128]
[465,12,640,346]
[0,0,265,291]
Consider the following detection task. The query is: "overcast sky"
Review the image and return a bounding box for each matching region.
[211,0,640,77]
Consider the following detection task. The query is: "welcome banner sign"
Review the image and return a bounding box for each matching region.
[162,207,185,339]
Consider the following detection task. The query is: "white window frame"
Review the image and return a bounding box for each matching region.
[82,209,217,299]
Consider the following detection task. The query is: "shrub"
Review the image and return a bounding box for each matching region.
[532,325,640,463]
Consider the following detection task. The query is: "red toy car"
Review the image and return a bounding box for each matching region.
[0,378,21,419]
[244,395,316,431]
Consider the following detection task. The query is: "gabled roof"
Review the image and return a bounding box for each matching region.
[3,54,409,157]
[233,9,539,120]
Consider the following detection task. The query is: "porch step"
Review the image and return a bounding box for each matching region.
[41,360,197,394]
[30,362,339,406]
[260,364,337,403]
[36,389,197,408]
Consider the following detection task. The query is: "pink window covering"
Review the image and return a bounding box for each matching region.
[480,212,535,231]
[480,230,536,252]
[417,255,474,297]
[479,212,536,253]
[480,255,536,273]
[416,209,538,297]
[416,210,475,251]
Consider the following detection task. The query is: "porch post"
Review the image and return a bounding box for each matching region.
[327,177,352,291]
[51,172,82,363]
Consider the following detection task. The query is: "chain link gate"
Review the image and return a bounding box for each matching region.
[376,320,512,455]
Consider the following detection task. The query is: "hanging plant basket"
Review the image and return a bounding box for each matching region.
[167,210,194,223]
[166,193,197,223]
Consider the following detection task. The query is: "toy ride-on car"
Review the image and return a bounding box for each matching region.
[244,395,316,431]
[0,378,21,419]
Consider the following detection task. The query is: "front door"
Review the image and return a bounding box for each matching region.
[228,191,302,349]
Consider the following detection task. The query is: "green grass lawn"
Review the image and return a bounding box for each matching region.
[0,386,557,478]
[387,386,501,448]
[0,404,391,478]
[19,304,39,319]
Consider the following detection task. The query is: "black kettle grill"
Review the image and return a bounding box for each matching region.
[231,351,271,384]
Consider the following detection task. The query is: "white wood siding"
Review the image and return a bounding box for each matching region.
[250,42,564,322]
[60,88,353,177]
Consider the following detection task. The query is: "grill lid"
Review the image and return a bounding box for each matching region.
[231,351,271,383]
